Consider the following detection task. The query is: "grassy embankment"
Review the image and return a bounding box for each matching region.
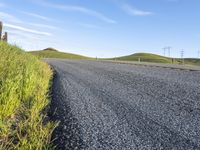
[0,42,56,149]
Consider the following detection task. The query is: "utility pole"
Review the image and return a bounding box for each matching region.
[163,46,171,57]
[167,46,171,57]
[181,49,184,64]
[0,21,2,40]
[163,47,166,56]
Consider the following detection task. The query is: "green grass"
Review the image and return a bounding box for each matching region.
[111,53,200,66]
[0,42,56,149]
[30,48,200,66]
[109,53,178,64]
[29,48,92,60]
[183,58,200,66]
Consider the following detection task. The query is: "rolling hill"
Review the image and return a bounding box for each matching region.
[29,49,200,66]
[29,48,92,60]
[183,58,200,66]
[109,53,200,66]
[111,53,177,64]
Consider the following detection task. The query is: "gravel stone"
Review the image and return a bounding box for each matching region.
[46,59,200,150]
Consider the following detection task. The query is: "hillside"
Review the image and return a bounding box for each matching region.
[183,58,200,66]
[29,49,200,66]
[29,48,92,60]
[109,53,177,64]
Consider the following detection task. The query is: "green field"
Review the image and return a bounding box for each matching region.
[109,53,177,64]
[29,48,92,60]
[114,53,200,66]
[30,48,200,66]
[183,58,200,66]
[0,42,56,149]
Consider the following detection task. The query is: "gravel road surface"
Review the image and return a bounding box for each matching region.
[46,59,200,150]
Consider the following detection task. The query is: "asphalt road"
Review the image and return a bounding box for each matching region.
[46,59,200,150]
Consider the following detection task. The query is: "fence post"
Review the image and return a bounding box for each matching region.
[0,21,2,41]
[3,32,8,42]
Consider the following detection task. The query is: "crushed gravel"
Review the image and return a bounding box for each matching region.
[46,59,200,150]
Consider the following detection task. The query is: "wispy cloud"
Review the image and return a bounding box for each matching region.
[79,23,101,29]
[9,29,43,40]
[21,11,52,21]
[0,12,23,23]
[36,1,116,24]
[122,4,154,16]
[28,23,57,30]
[4,23,52,36]
[57,5,116,24]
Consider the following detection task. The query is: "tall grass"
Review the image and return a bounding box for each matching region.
[0,42,56,149]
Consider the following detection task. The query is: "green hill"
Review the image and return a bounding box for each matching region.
[29,49,200,66]
[29,48,92,60]
[109,53,200,66]
[183,58,200,66]
[110,53,177,64]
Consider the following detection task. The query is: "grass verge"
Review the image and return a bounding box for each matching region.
[0,42,56,149]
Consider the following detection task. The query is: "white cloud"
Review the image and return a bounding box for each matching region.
[9,29,42,40]
[0,12,23,23]
[8,28,58,51]
[4,23,52,36]
[79,23,101,29]
[36,1,116,24]
[28,23,57,30]
[122,4,154,16]
[57,5,116,24]
[21,11,52,21]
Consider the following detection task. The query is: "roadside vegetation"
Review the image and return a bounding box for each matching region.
[0,42,56,149]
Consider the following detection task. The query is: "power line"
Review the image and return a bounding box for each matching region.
[163,47,166,56]
[181,49,184,64]
[163,46,171,57]
[167,46,171,57]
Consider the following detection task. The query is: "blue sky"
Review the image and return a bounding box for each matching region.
[0,0,200,58]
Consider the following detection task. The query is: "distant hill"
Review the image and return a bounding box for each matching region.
[29,49,200,66]
[29,48,92,60]
[109,53,177,64]
[110,53,200,66]
[183,58,200,66]
[43,47,58,52]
